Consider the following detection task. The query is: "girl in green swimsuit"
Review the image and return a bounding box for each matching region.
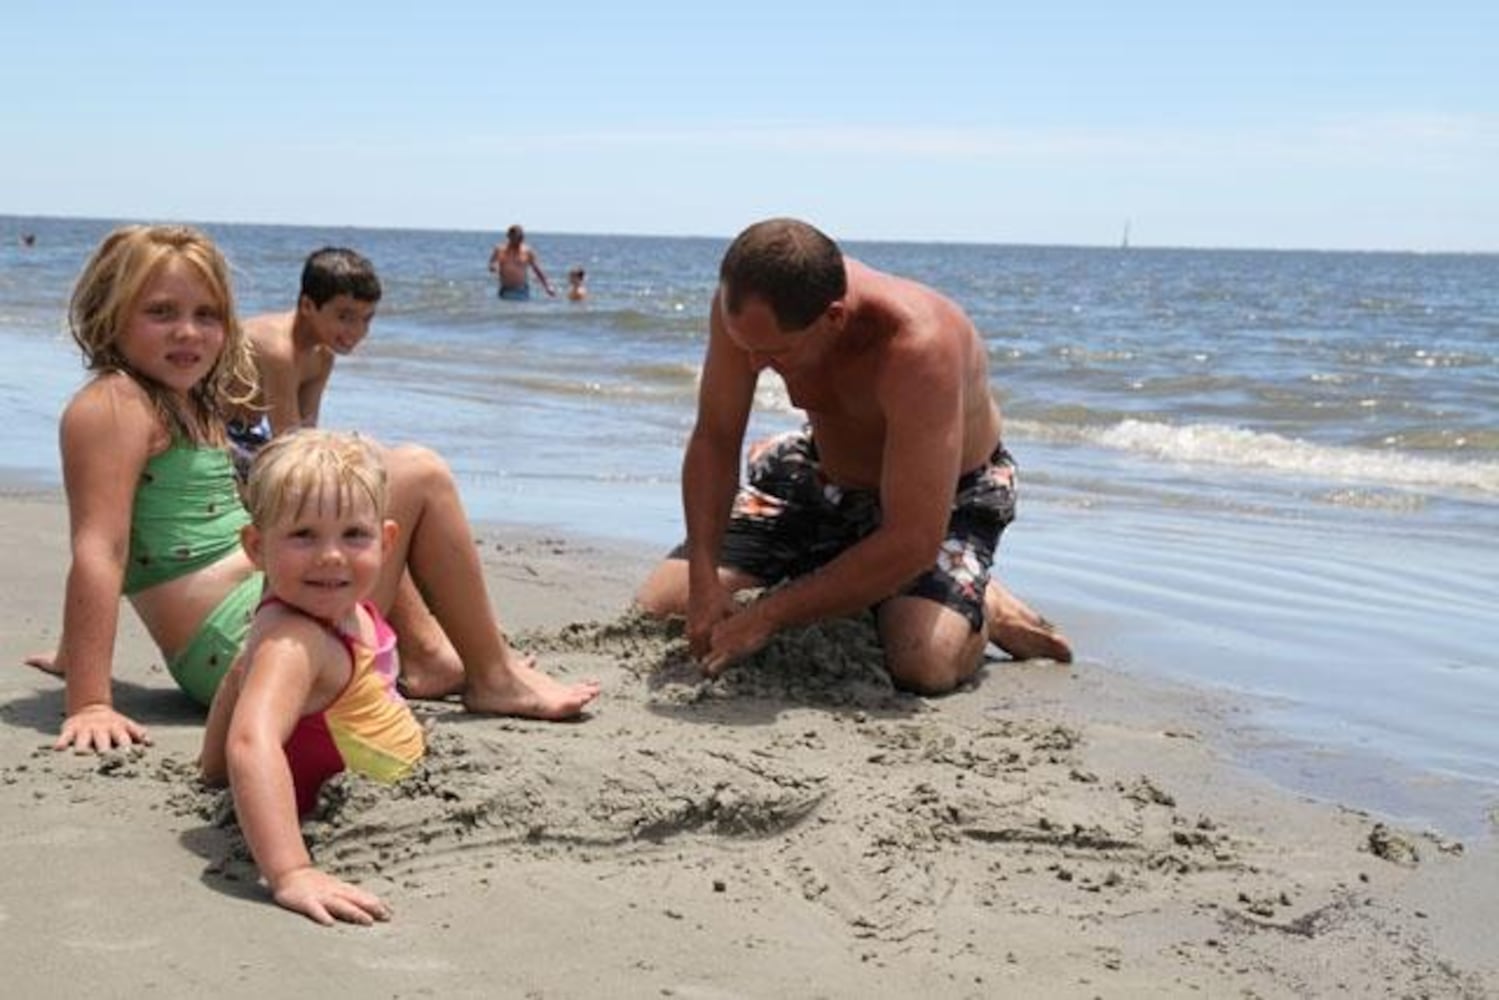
[35,224,600,753]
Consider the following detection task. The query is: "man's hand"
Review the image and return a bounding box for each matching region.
[701,600,778,678]
[55,704,151,753]
[685,576,737,660]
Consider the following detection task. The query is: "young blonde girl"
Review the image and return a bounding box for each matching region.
[201,430,419,926]
[39,224,598,753]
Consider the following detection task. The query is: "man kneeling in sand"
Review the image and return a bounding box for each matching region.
[636,218,1072,695]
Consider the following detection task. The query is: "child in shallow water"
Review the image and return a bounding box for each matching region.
[200,429,419,925]
[566,266,588,301]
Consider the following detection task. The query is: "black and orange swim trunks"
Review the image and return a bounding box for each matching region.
[711,429,1018,631]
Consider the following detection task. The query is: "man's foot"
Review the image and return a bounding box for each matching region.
[463,653,601,721]
[985,583,1074,663]
[23,652,62,677]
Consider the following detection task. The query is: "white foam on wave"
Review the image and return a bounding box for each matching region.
[753,372,795,414]
[1011,418,1499,497]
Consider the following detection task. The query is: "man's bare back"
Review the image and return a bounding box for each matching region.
[490,244,533,290]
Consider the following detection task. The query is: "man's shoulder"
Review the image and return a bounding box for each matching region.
[842,286,969,393]
[870,274,968,343]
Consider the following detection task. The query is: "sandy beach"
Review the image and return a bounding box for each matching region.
[1,485,1495,998]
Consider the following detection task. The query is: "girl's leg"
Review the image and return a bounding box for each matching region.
[379,444,599,719]
[386,571,464,700]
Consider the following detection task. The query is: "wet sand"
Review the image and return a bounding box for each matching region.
[1,487,1495,998]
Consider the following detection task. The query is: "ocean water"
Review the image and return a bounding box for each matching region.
[3,215,1497,836]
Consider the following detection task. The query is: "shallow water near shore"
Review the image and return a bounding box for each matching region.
[2,214,1495,838]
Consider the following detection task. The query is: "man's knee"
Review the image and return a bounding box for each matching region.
[634,559,688,617]
[879,598,987,695]
[884,648,981,695]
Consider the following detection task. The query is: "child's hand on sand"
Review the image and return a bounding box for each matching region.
[270,866,392,927]
[55,704,151,753]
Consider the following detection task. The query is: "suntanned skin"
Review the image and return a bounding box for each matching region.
[198,500,402,927]
[195,439,439,927]
[487,232,556,297]
[36,372,600,751]
[228,284,383,436]
[29,260,598,753]
[636,258,1071,693]
[222,294,467,698]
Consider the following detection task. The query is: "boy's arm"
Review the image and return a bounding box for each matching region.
[227,623,390,925]
[487,245,501,274]
[53,379,157,751]
[297,361,333,430]
[258,346,306,436]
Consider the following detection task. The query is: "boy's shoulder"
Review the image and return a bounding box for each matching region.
[244,310,300,361]
[244,310,296,339]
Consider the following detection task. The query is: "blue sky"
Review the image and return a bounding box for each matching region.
[3,1,1494,250]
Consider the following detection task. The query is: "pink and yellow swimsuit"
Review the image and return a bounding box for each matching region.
[265,598,426,816]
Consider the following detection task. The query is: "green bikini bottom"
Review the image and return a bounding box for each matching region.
[167,572,264,706]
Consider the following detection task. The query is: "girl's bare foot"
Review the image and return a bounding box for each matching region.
[985,583,1074,663]
[395,632,465,700]
[463,652,600,720]
[389,576,465,699]
[23,652,62,677]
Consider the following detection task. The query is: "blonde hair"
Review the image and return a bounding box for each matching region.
[69,224,257,444]
[244,429,388,529]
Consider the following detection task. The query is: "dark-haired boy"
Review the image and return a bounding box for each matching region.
[227,247,382,466]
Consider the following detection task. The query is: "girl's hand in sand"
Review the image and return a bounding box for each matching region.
[270,866,392,927]
[701,601,775,677]
[55,704,151,753]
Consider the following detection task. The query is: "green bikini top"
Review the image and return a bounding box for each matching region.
[124,444,251,595]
